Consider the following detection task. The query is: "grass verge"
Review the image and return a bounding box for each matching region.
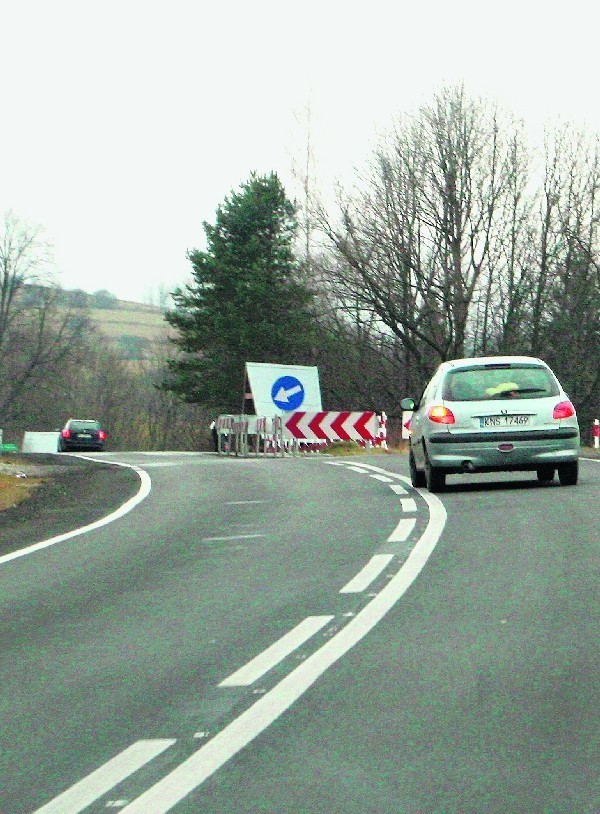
[0,472,44,510]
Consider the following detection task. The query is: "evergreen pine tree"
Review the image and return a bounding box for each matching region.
[164,173,316,412]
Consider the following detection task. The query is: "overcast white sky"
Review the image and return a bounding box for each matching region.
[2,0,600,304]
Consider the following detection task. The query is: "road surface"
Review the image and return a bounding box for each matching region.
[1,451,598,813]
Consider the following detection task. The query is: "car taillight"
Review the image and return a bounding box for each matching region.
[428,405,456,424]
[98,430,107,441]
[553,401,575,419]
[61,429,71,439]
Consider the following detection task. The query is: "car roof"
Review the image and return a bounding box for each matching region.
[441,355,548,371]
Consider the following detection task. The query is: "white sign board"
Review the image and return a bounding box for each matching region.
[245,362,322,416]
[22,431,60,453]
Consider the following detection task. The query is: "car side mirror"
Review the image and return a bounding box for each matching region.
[400,398,416,410]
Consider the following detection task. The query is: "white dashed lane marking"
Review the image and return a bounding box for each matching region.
[339,554,395,593]
[30,740,175,814]
[387,517,417,542]
[390,483,408,495]
[224,500,268,505]
[219,616,334,686]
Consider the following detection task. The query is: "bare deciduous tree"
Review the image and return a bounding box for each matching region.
[315,87,530,388]
[0,211,92,424]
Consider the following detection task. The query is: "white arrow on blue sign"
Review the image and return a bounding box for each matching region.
[271,375,305,411]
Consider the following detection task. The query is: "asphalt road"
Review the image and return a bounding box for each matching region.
[1,451,598,814]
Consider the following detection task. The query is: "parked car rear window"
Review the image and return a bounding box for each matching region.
[69,420,100,431]
[443,365,559,401]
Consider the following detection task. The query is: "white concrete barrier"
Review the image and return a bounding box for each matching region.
[22,431,60,453]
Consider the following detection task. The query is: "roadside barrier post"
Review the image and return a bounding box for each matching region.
[233,416,249,456]
[272,416,284,457]
[594,418,599,449]
[378,412,388,449]
[216,416,234,455]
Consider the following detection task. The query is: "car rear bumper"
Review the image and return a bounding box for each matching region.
[427,430,580,473]
[428,427,579,443]
[61,441,105,451]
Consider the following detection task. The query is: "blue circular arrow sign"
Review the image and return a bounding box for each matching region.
[271,375,305,411]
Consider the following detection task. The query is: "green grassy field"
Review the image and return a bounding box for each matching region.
[85,300,174,359]
[88,302,172,342]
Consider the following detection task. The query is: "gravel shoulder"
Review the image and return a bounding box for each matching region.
[0,453,141,558]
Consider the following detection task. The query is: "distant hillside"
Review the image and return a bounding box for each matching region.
[88,298,175,360]
[89,299,170,340]
[21,284,176,360]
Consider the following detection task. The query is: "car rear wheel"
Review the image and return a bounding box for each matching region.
[425,453,445,493]
[536,465,555,483]
[409,448,426,488]
[557,461,578,485]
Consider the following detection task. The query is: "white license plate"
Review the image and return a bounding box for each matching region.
[479,415,530,428]
[78,433,92,438]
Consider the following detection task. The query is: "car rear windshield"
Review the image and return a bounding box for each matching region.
[442,365,560,401]
[69,420,100,431]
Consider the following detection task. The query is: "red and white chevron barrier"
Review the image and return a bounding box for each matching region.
[283,411,378,442]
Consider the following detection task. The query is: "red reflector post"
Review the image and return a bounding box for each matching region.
[553,401,575,419]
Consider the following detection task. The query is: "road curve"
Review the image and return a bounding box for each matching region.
[1,451,598,814]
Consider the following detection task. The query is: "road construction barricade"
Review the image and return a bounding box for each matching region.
[216,415,285,457]
[255,416,267,453]
[253,416,285,456]
[254,417,276,455]
[374,411,388,449]
[217,411,387,456]
[216,415,235,454]
[232,416,249,456]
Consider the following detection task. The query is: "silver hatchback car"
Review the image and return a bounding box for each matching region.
[401,356,580,492]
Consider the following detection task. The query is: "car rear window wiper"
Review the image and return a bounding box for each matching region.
[512,387,547,394]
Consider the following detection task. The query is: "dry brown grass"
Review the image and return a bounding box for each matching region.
[0,473,43,510]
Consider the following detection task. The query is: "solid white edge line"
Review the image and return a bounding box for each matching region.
[0,457,151,567]
[219,616,334,687]
[339,554,395,593]
[119,475,447,814]
[31,740,176,814]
